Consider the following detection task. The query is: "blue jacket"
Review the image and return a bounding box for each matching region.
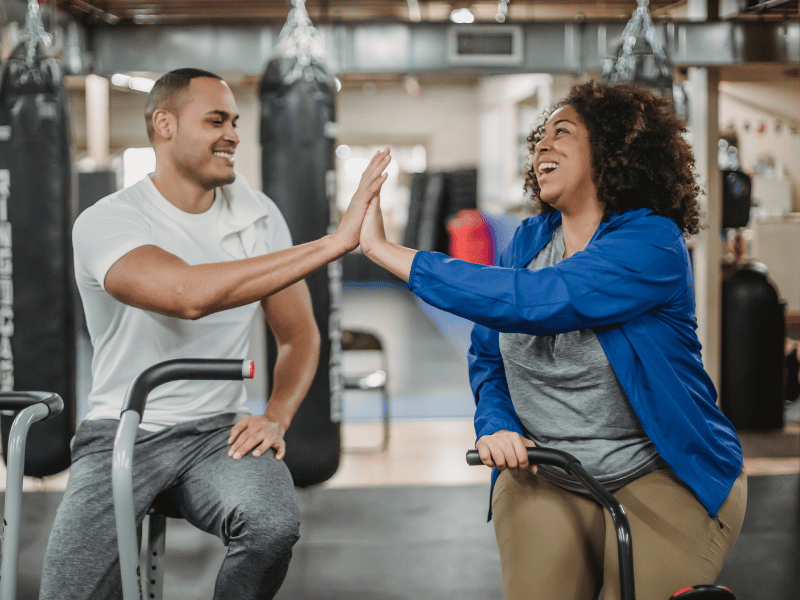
[408,208,742,516]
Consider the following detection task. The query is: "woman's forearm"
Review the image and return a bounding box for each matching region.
[362,239,418,282]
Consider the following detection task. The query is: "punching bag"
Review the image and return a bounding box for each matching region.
[260,1,340,487]
[0,34,76,476]
[722,169,752,229]
[720,262,785,430]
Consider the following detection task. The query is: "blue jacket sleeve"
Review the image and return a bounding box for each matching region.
[468,324,525,439]
[466,232,526,439]
[409,217,689,337]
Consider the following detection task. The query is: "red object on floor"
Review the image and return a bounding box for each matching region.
[447,209,494,265]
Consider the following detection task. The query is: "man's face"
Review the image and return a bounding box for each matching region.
[169,77,240,190]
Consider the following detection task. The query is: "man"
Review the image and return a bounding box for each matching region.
[39,68,390,600]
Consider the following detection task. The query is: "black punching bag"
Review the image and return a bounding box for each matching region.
[0,39,76,476]
[722,169,752,229]
[260,24,341,487]
[721,262,785,430]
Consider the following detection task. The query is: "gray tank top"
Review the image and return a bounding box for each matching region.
[498,226,665,492]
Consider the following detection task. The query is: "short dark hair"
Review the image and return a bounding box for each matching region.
[144,68,223,142]
[524,80,702,236]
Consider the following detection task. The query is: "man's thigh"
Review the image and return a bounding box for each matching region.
[171,428,299,545]
[40,420,173,599]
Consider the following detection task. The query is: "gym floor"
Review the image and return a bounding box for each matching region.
[1,281,798,599]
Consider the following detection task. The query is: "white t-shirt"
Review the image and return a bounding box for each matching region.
[73,174,293,430]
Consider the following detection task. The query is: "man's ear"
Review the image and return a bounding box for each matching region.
[152,109,176,141]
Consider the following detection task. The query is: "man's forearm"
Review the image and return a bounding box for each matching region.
[263,328,321,432]
[107,235,347,320]
[186,236,346,319]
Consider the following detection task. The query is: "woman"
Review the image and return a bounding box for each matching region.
[358,80,746,600]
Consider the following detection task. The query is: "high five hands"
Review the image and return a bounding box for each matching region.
[337,147,418,281]
[333,147,391,254]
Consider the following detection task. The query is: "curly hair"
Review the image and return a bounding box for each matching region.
[524,80,702,236]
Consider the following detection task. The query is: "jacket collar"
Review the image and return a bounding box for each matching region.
[518,207,654,267]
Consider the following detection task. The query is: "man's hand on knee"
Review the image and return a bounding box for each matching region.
[228,415,286,460]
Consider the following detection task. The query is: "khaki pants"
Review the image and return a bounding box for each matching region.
[492,466,747,600]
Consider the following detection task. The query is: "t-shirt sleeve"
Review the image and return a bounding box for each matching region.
[72,203,152,291]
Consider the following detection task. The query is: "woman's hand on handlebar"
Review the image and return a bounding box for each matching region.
[476,431,538,474]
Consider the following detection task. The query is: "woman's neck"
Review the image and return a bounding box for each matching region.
[560,202,604,259]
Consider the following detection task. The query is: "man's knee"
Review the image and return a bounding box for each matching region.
[229,502,300,557]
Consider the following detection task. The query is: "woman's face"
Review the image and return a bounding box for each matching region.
[533,105,598,214]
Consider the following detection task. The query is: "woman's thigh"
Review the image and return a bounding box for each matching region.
[602,468,747,600]
[492,469,605,600]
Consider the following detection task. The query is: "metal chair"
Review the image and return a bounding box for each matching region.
[0,391,64,600]
[341,329,390,452]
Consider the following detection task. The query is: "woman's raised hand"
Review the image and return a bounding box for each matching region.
[333,148,391,253]
[359,191,388,258]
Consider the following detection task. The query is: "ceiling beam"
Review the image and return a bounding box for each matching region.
[84,20,799,77]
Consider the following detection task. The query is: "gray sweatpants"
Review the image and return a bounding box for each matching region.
[39,413,300,600]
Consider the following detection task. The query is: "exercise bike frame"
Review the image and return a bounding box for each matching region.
[0,392,64,600]
[465,447,736,600]
[112,358,254,600]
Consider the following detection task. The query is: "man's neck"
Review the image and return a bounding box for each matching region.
[150,167,216,214]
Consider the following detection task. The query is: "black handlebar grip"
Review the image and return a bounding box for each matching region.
[121,359,254,418]
[466,447,581,474]
[0,391,64,418]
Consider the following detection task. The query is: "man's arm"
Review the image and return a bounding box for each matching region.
[104,148,391,320]
[105,239,340,320]
[227,280,320,460]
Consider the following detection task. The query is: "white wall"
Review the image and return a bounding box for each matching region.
[335,80,480,171]
[719,81,800,213]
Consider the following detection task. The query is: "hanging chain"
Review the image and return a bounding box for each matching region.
[602,0,673,98]
[22,0,52,67]
[273,0,333,84]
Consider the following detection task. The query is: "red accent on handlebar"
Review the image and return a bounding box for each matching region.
[249,360,255,379]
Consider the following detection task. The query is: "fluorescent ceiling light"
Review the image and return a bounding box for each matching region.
[450,7,475,23]
[111,74,156,93]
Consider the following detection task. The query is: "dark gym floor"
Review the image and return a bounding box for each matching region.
[3,284,799,599]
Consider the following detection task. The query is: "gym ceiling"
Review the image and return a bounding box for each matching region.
[53,0,800,26]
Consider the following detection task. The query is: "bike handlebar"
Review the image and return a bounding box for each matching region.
[465,447,580,473]
[120,358,254,418]
[0,391,63,416]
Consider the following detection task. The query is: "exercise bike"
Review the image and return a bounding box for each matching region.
[0,391,64,600]
[466,448,736,600]
[113,358,254,600]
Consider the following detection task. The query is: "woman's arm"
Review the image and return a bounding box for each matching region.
[407,224,688,337]
[469,322,537,472]
[359,197,417,282]
[361,198,686,337]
